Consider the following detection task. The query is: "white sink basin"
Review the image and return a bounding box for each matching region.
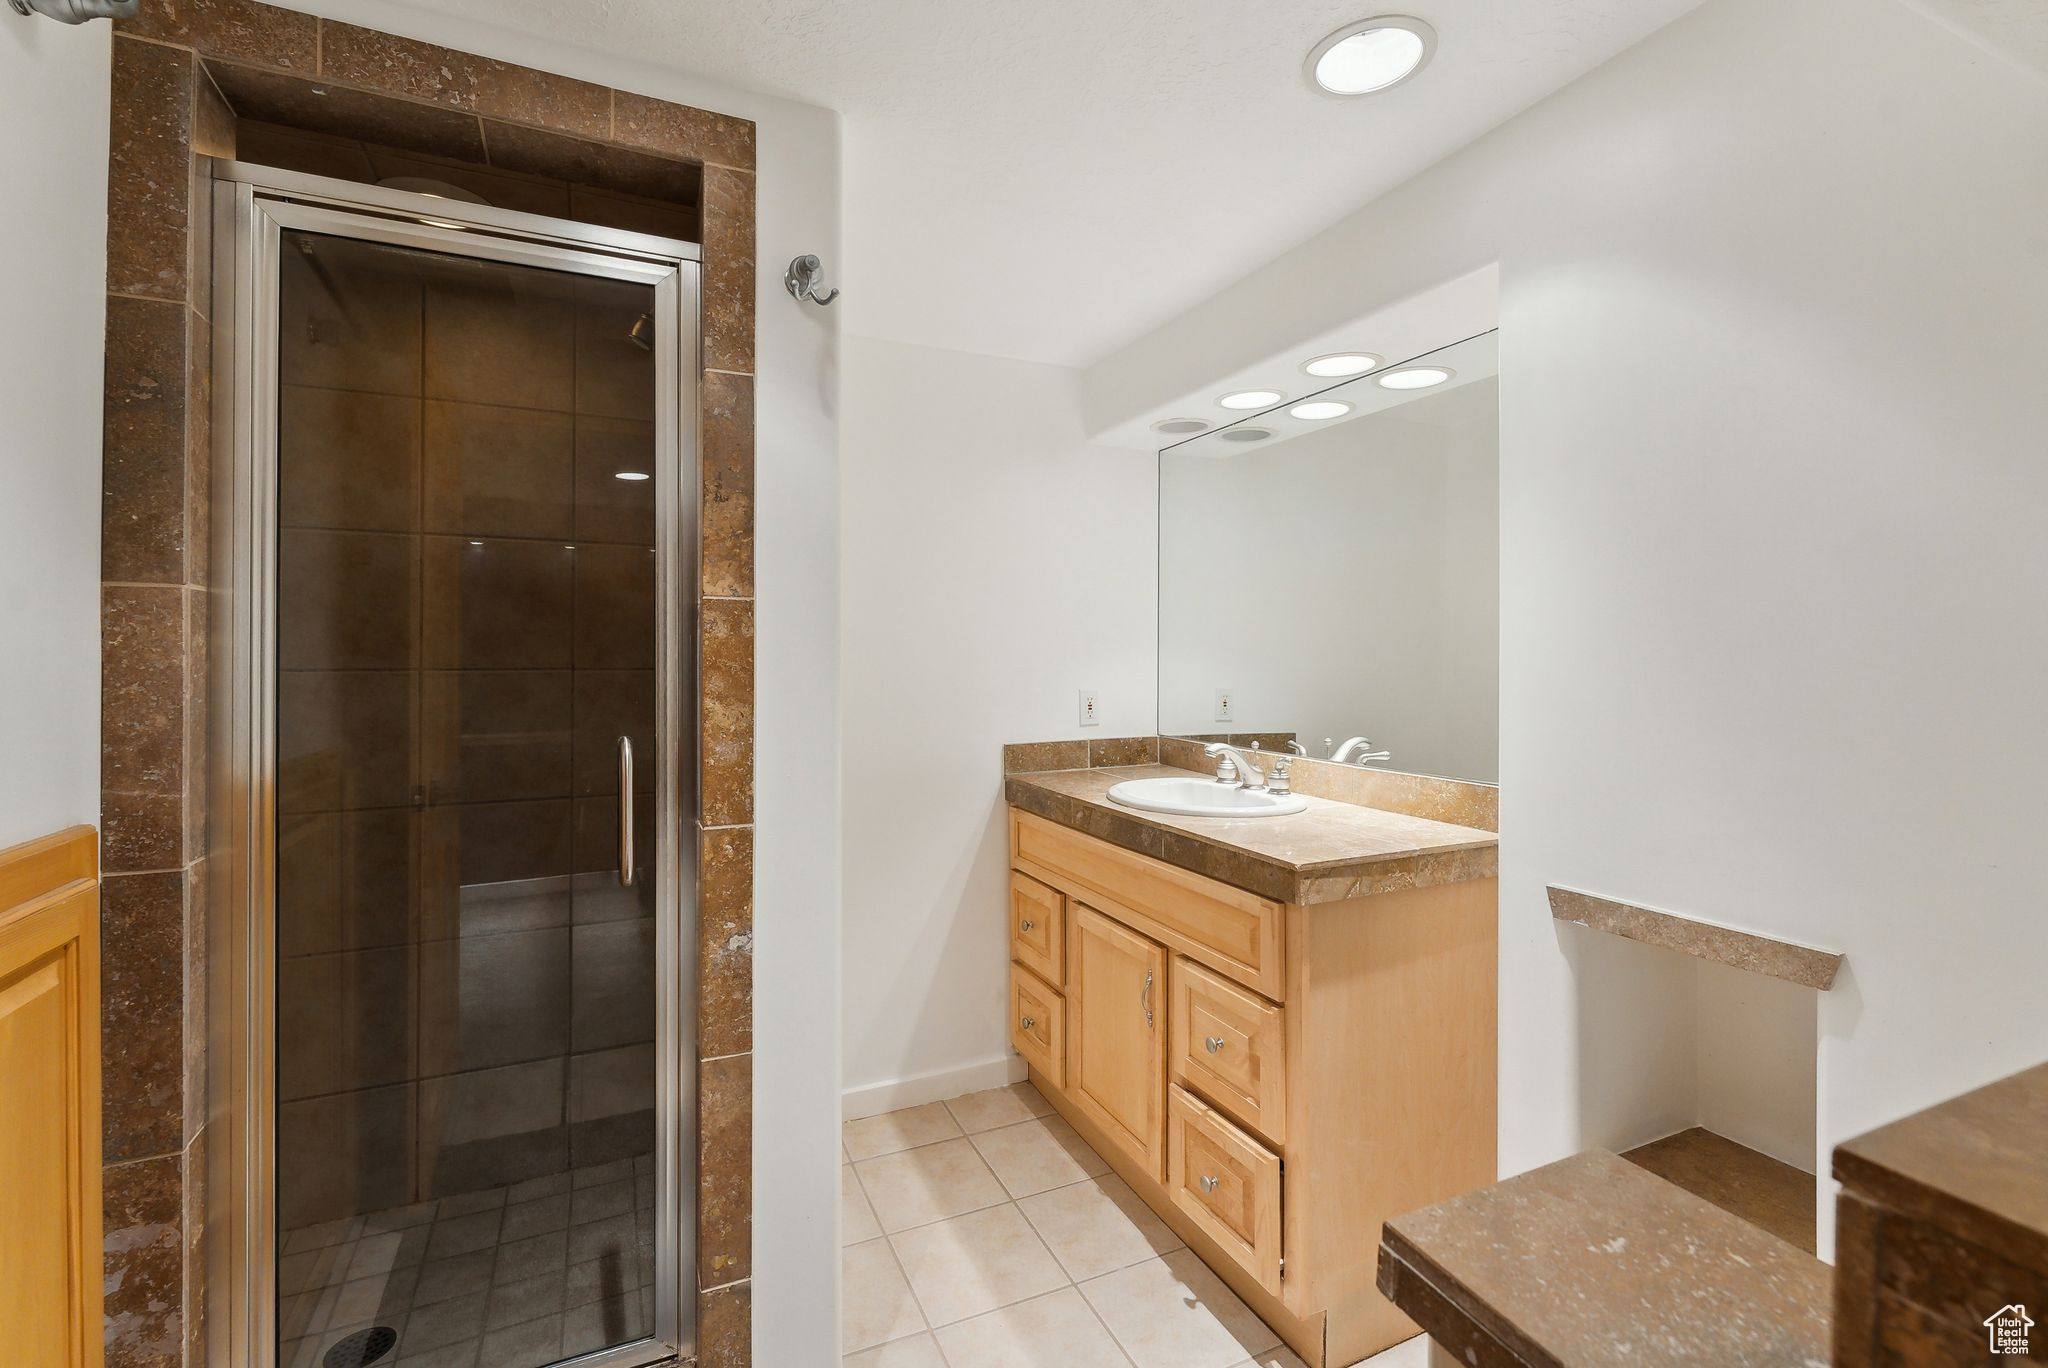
[1106,776,1309,819]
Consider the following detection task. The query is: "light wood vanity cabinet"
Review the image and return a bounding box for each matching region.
[1007,808,1498,1368]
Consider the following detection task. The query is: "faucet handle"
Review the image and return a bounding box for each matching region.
[1269,758,1293,795]
[1213,753,1238,783]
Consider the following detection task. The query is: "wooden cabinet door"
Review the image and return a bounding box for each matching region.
[1067,903,1168,1180]
[0,827,102,1368]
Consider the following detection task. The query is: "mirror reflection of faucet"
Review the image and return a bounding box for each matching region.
[1329,736,1394,766]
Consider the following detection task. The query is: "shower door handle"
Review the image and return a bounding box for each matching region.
[617,736,635,888]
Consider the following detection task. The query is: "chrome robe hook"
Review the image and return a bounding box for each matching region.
[784,254,840,306]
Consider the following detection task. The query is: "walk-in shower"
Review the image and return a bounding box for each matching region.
[209,162,700,1368]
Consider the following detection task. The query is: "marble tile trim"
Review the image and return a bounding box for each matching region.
[1378,1149,1832,1368]
[1002,737,1161,774]
[1547,885,1843,990]
[104,6,758,1361]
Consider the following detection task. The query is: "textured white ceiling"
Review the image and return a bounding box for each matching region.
[374,0,1710,365]
[1904,0,2048,76]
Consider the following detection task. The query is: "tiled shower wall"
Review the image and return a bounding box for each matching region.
[100,3,758,1362]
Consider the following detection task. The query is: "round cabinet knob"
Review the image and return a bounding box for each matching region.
[1204,1036,1226,1053]
[1020,1016,1036,1031]
[1020,919,1035,932]
[1199,1175,1220,1194]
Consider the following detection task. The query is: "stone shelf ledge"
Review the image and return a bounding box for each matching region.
[1377,1149,1833,1368]
[1548,885,1843,990]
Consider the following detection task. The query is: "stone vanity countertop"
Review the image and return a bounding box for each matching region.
[1376,1149,1833,1368]
[1005,764,1498,906]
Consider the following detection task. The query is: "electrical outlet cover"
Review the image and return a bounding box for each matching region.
[1214,688,1233,723]
[1079,690,1100,726]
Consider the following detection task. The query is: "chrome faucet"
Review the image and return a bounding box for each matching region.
[1204,742,1268,791]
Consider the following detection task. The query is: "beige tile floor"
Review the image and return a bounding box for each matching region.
[840,1082,1429,1368]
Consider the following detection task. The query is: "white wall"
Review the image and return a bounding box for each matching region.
[1562,928,1819,1175]
[0,19,108,853]
[1696,958,1818,1173]
[1087,0,2048,1259]
[1158,377,1498,781]
[277,4,848,1355]
[839,335,1156,1111]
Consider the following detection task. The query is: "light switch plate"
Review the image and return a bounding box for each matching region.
[1079,690,1100,727]
[1214,688,1233,723]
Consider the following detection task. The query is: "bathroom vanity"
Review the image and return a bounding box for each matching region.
[1003,759,1500,1368]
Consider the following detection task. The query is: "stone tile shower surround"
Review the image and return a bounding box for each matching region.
[97,4,758,1363]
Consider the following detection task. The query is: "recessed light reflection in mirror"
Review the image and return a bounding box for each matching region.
[1219,390,1284,410]
[1163,332,1495,458]
[1378,366,1454,390]
[1302,353,1380,378]
[614,471,651,481]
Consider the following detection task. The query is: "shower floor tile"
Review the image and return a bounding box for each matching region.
[281,1153,656,1368]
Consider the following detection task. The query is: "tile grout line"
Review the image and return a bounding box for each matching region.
[848,1142,940,1354]
[848,1092,1267,1367]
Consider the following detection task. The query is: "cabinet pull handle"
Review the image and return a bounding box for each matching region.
[1020,1015,1036,1031]
[1141,969,1154,1029]
[1205,1036,1226,1053]
[1199,1175,1219,1194]
[1019,918,1035,933]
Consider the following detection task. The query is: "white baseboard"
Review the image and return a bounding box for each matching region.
[842,1053,1028,1121]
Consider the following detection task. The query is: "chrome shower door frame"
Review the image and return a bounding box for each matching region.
[208,162,702,1368]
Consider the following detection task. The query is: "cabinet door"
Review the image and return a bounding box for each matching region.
[1067,903,1168,1180]
[0,827,102,1368]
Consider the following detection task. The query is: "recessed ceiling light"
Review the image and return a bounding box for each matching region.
[1152,418,1211,435]
[614,471,651,481]
[1302,353,1381,378]
[1219,390,1284,410]
[1219,427,1275,443]
[1290,401,1353,421]
[1378,366,1454,390]
[1307,16,1437,97]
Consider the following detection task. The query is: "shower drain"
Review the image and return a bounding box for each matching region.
[322,1326,398,1368]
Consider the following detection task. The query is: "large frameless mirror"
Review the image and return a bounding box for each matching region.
[1157,332,1500,783]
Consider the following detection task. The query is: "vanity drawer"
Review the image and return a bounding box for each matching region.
[1167,1085,1283,1297]
[1171,957,1287,1146]
[1010,962,1065,1088]
[1009,873,1064,986]
[1011,810,1284,999]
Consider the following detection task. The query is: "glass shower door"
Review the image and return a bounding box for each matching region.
[267,224,675,1368]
